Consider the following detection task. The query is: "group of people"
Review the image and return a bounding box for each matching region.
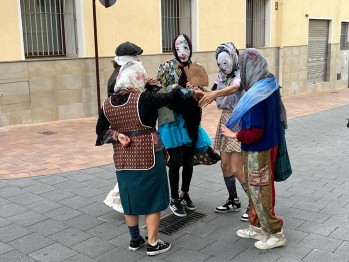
[96,34,286,256]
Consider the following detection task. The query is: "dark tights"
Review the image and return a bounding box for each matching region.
[167,146,195,199]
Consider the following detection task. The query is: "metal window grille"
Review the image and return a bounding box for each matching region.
[20,0,77,58]
[246,0,265,48]
[161,0,191,52]
[340,22,349,50]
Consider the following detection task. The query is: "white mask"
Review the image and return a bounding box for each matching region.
[175,35,190,63]
[217,52,233,75]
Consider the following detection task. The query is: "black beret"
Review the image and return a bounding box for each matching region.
[115,42,143,56]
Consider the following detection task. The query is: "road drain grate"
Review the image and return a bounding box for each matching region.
[158,211,207,235]
[39,131,57,136]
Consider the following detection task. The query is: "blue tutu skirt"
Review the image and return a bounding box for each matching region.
[158,114,211,152]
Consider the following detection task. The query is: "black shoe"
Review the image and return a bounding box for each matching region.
[240,207,249,221]
[215,198,241,213]
[147,239,171,256]
[170,198,186,217]
[181,194,197,211]
[129,236,147,251]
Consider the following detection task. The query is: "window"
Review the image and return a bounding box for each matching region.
[246,0,266,48]
[161,0,191,52]
[20,0,78,58]
[340,22,349,50]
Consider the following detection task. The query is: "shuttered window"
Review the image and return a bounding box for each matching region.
[340,22,349,50]
[307,20,329,84]
[246,0,266,48]
[161,0,191,52]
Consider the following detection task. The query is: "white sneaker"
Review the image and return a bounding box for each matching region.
[236,225,265,240]
[254,231,286,250]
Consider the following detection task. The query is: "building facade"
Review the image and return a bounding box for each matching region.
[0,0,348,126]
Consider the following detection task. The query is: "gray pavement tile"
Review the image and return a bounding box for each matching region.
[0,224,32,243]
[9,192,47,206]
[85,223,128,241]
[279,216,305,230]
[265,242,313,261]
[0,216,12,228]
[59,195,94,209]
[296,220,338,236]
[288,200,326,212]
[79,178,112,189]
[165,248,211,262]
[0,203,29,219]
[4,178,39,189]
[88,191,112,203]
[0,186,24,198]
[40,189,75,202]
[232,247,280,262]
[65,214,104,231]
[0,249,38,262]
[54,180,88,192]
[0,242,14,255]
[29,243,77,262]
[7,210,48,227]
[182,221,221,238]
[172,234,216,251]
[0,196,11,206]
[95,247,144,262]
[71,237,115,259]
[26,219,70,237]
[107,232,132,248]
[26,199,63,213]
[35,176,69,185]
[44,206,82,221]
[62,253,96,262]
[302,249,348,262]
[68,173,97,183]
[97,211,127,226]
[78,167,109,175]
[24,183,57,195]
[334,241,349,257]
[48,227,92,247]
[319,205,349,218]
[282,228,309,244]
[329,226,349,241]
[7,233,54,254]
[78,203,113,217]
[200,240,247,260]
[290,210,331,223]
[205,225,241,244]
[299,233,343,252]
[74,186,105,198]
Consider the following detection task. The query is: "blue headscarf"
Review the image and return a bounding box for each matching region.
[225,49,279,131]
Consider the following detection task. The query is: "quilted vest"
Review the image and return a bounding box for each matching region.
[103,93,155,170]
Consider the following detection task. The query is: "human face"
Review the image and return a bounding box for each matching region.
[217,52,233,75]
[175,35,190,63]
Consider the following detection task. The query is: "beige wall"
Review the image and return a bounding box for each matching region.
[83,0,162,57]
[0,0,22,61]
[197,0,246,50]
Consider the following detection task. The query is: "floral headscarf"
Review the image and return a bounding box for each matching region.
[215,42,239,83]
[114,61,148,93]
[238,48,273,91]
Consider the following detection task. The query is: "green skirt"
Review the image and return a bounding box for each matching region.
[116,152,169,215]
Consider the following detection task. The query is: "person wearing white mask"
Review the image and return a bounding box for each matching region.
[200,43,249,221]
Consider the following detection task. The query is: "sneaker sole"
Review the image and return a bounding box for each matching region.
[184,206,197,211]
[147,244,172,256]
[215,208,241,213]
[240,217,249,221]
[129,241,147,251]
[169,206,186,217]
[254,238,286,250]
[236,231,264,240]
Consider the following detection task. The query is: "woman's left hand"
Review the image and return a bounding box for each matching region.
[221,124,236,138]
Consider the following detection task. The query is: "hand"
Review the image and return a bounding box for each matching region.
[221,124,236,138]
[199,91,217,107]
[113,132,131,147]
[192,90,205,101]
[147,78,159,86]
[186,81,199,90]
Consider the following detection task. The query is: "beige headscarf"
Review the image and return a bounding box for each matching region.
[114,61,148,93]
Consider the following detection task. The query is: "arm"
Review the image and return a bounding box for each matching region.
[199,84,239,107]
[220,125,264,144]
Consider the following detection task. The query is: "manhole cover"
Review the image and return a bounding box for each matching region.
[39,131,57,136]
[158,211,207,235]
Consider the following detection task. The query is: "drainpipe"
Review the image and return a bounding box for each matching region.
[278,0,284,90]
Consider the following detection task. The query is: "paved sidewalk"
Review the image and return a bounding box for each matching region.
[0,88,349,261]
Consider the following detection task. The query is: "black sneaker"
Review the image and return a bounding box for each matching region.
[215,198,241,213]
[129,236,147,251]
[170,198,186,217]
[147,239,171,256]
[181,194,197,211]
[240,207,249,222]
